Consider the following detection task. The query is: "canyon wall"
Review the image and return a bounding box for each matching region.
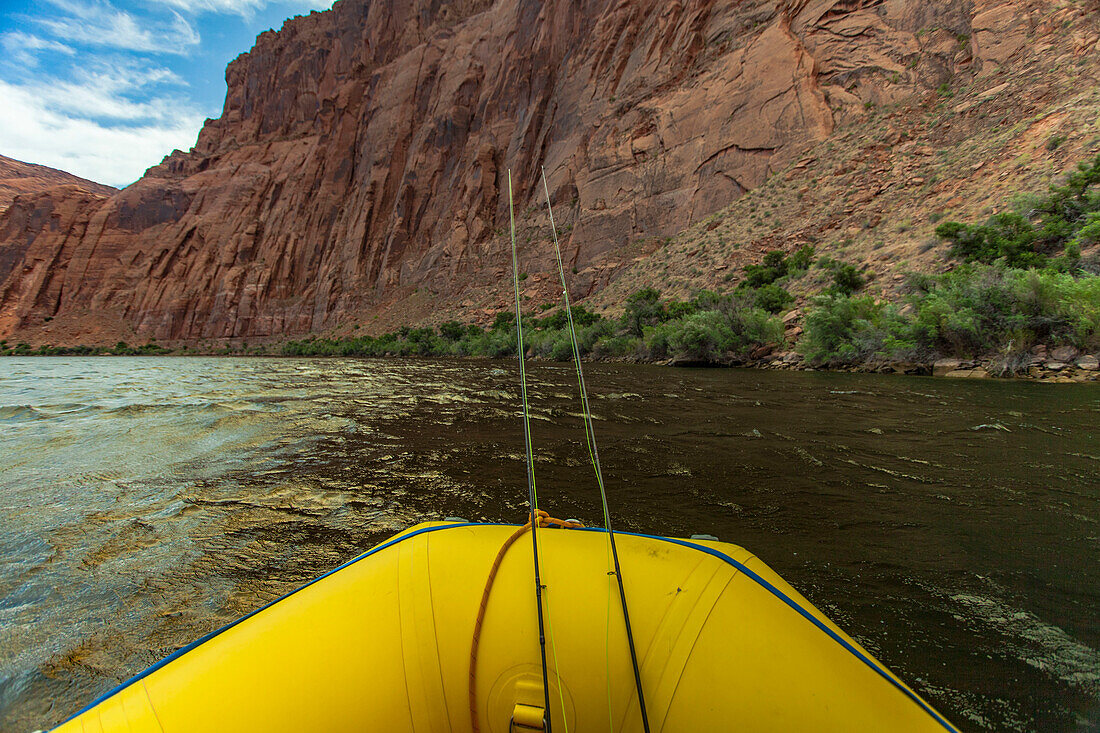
[0,0,1026,343]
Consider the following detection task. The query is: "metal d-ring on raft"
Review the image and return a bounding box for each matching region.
[47,169,960,733]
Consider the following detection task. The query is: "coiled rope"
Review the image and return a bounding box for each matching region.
[468,511,583,732]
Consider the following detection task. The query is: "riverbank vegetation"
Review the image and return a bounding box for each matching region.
[0,340,169,357]
[270,153,1100,376]
[801,266,1100,367]
[281,289,785,365]
[4,155,1098,378]
[800,153,1100,372]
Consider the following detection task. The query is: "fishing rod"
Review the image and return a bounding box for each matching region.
[507,169,554,733]
[540,166,652,733]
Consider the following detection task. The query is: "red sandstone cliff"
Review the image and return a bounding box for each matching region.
[0,0,1054,344]
[0,155,115,213]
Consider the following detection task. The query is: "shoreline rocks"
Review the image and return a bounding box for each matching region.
[739,349,1100,382]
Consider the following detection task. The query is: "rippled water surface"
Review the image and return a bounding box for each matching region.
[1,356,1098,731]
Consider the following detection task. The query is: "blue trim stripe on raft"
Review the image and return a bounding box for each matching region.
[55,522,958,733]
[622,531,962,733]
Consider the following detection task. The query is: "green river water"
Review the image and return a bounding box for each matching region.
[0,356,1097,731]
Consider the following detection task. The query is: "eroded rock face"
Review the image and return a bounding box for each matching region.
[0,0,1009,342]
[0,155,115,214]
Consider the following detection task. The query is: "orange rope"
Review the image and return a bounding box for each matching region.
[469,513,583,732]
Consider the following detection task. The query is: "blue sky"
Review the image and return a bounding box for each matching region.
[0,0,332,187]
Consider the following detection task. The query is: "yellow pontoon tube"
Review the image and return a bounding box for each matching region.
[53,520,959,732]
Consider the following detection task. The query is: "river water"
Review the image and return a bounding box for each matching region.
[0,356,1097,731]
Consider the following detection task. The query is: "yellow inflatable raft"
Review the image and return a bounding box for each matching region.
[54,520,958,732]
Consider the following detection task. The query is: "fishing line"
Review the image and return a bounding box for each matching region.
[540,166,652,733]
[508,169,554,733]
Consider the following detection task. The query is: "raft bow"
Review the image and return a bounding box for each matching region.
[51,169,959,733]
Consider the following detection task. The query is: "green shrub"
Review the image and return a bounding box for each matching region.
[910,266,1100,354]
[593,334,642,359]
[754,283,793,313]
[576,320,615,354]
[491,311,516,331]
[1072,212,1100,247]
[621,287,666,336]
[669,311,738,361]
[788,244,816,272]
[532,305,602,331]
[829,264,866,295]
[643,298,783,362]
[936,153,1100,267]
[568,305,601,328]
[643,321,677,360]
[665,300,699,320]
[935,213,1046,268]
[800,295,917,366]
[742,250,789,288]
[725,304,786,356]
[439,320,467,341]
[801,265,1100,365]
[483,328,517,358]
[548,333,574,361]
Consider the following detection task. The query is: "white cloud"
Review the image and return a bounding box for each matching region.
[0,77,205,187]
[145,0,332,18]
[148,0,268,14]
[0,32,76,68]
[37,62,187,121]
[37,0,200,54]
